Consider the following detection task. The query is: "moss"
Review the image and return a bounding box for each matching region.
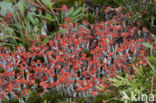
[41,92,65,103]
[26,90,66,103]
[28,90,42,103]
[15,68,21,74]
[54,0,76,7]
[87,13,95,24]
[46,20,58,33]
[75,97,85,103]
[2,99,19,103]
[34,56,45,64]
[83,50,92,58]
[94,96,103,103]
[0,67,5,73]
[10,99,19,103]
[148,56,156,67]
[86,0,121,8]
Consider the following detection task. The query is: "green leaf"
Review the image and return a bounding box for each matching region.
[96,84,104,91]
[58,28,67,33]
[46,13,52,21]
[142,42,153,49]
[40,38,49,44]
[151,34,156,38]
[68,7,74,16]
[0,2,14,16]
[27,13,37,25]
[34,26,39,33]
[16,0,25,16]
[41,0,53,9]
[71,14,85,22]
[0,43,15,47]
[71,7,83,17]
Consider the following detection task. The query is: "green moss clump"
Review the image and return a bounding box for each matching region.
[27,90,66,103]
[40,92,65,103]
[28,90,42,103]
[0,67,5,73]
